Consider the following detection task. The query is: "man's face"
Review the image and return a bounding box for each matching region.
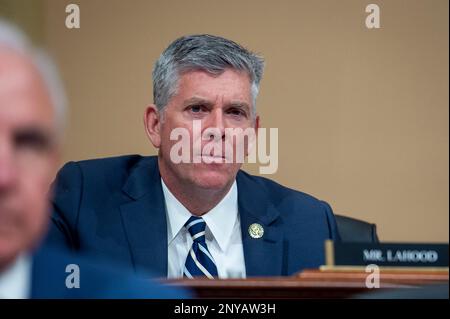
[0,50,59,267]
[155,69,258,192]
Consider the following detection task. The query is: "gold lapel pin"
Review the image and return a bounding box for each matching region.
[248,223,264,239]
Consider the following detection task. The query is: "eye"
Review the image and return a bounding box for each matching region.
[13,129,53,153]
[191,105,202,113]
[227,108,246,117]
[187,104,208,115]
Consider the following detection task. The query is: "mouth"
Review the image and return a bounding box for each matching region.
[196,154,228,163]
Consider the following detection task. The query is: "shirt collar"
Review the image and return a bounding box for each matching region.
[162,178,238,252]
[0,253,32,299]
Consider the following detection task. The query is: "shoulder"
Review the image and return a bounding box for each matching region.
[237,170,330,211]
[58,155,155,179]
[31,245,189,299]
[53,155,157,192]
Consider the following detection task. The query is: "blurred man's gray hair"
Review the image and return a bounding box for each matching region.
[0,19,67,134]
[153,34,264,118]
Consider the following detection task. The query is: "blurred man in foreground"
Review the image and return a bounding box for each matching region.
[0,20,188,298]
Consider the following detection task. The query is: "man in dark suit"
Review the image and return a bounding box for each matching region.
[0,20,187,298]
[46,34,340,278]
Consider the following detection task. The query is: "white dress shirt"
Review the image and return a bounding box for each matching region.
[0,254,32,299]
[162,179,246,279]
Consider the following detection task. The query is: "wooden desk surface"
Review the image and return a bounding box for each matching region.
[164,269,449,298]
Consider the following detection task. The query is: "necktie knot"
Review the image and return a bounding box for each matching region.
[185,216,206,243]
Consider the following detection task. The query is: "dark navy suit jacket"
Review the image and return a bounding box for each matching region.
[45,155,339,277]
[30,245,189,298]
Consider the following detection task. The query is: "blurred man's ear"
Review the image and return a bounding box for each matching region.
[144,104,162,148]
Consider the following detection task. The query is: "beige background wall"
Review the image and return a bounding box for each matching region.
[2,0,448,242]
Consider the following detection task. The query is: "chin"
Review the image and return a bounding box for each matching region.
[191,169,234,190]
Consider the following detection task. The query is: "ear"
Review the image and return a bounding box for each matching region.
[254,115,260,135]
[144,104,162,148]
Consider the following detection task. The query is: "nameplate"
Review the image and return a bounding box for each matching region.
[325,240,449,268]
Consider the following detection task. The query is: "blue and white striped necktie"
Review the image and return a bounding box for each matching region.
[183,216,218,279]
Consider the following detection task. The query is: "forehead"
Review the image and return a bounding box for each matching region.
[0,50,54,129]
[175,69,252,102]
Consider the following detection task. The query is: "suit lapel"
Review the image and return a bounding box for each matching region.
[120,157,168,277]
[237,172,285,277]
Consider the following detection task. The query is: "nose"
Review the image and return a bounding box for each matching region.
[203,108,225,141]
[0,135,18,192]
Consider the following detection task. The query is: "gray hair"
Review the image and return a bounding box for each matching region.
[0,19,67,134]
[153,34,264,117]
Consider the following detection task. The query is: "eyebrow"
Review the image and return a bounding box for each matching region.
[182,97,214,107]
[226,102,250,112]
[183,97,250,112]
[13,126,56,149]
